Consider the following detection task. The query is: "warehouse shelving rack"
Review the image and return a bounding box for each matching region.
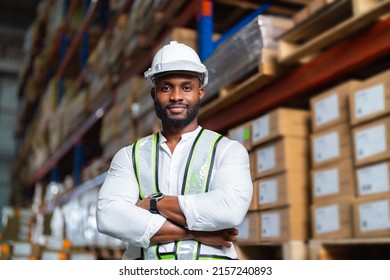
[200,16,390,132]
[12,0,390,260]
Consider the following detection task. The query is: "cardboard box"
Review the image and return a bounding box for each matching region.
[311,197,354,239]
[228,121,252,151]
[349,70,390,126]
[353,194,390,238]
[254,171,309,210]
[251,108,310,148]
[252,137,309,179]
[311,158,355,203]
[352,116,390,167]
[40,250,68,260]
[310,81,360,132]
[248,183,258,211]
[356,160,390,197]
[259,205,309,242]
[236,211,260,244]
[311,122,352,168]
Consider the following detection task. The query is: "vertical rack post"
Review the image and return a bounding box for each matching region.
[197,0,214,61]
[58,0,72,104]
[50,167,60,182]
[80,0,91,71]
[73,141,84,186]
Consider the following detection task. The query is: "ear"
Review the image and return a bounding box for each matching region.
[198,87,205,100]
[150,87,156,99]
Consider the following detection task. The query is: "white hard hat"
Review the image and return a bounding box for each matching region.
[144,41,208,87]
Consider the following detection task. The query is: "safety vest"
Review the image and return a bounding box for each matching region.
[132,128,233,260]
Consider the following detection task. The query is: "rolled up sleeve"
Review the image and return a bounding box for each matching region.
[96,147,166,248]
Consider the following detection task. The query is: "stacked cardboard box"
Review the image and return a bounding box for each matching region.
[235,108,310,244]
[309,80,360,239]
[100,76,143,160]
[349,70,390,238]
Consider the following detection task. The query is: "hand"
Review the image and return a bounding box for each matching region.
[190,228,239,248]
[136,197,151,210]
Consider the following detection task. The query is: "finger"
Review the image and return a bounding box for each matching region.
[223,241,232,248]
[228,228,238,235]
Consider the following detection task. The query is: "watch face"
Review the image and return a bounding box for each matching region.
[151,192,164,199]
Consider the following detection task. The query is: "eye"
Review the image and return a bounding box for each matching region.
[183,85,192,92]
[161,85,171,92]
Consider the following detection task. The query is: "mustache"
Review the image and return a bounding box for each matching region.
[164,102,190,109]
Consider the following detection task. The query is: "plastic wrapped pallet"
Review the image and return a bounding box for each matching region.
[203,15,292,103]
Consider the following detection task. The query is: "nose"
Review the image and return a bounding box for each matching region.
[169,86,184,102]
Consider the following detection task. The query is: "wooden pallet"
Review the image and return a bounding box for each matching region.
[236,240,308,260]
[278,0,390,65]
[309,238,390,259]
[199,49,287,122]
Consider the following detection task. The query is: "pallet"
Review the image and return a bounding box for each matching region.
[199,49,286,122]
[236,240,308,260]
[309,238,390,259]
[278,0,390,65]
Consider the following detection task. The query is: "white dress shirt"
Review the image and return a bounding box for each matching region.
[97,126,253,259]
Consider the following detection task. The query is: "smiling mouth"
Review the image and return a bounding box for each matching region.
[166,104,188,114]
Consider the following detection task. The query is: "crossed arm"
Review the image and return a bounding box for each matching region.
[136,195,238,248]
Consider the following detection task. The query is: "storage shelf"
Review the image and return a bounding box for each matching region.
[200,18,390,132]
[33,98,113,184]
[54,0,99,79]
[40,172,107,214]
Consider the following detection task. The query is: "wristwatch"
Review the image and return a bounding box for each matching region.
[150,192,165,214]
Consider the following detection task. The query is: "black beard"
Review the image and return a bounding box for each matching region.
[154,100,200,127]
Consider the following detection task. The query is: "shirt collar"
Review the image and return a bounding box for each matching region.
[158,126,202,144]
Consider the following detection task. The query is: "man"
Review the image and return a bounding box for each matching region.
[97,41,253,260]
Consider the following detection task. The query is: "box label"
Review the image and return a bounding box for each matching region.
[359,200,390,232]
[252,115,270,143]
[314,168,339,197]
[230,127,245,145]
[314,93,339,126]
[357,162,390,196]
[12,242,32,256]
[314,131,340,163]
[237,215,250,240]
[261,212,280,237]
[257,146,276,172]
[315,204,340,234]
[355,124,386,160]
[259,179,278,204]
[355,84,385,119]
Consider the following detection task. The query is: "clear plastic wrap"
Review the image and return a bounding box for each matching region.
[203,15,292,103]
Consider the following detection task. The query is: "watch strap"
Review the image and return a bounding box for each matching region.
[150,198,159,214]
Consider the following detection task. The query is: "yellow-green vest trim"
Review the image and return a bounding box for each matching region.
[132,128,224,260]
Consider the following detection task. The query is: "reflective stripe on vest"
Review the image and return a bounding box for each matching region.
[132,133,160,199]
[132,128,223,260]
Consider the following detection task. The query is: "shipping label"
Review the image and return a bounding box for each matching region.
[261,212,280,237]
[230,127,245,145]
[237,215,250,239]
[259,179,278,204]
[359,200,390,232]
[357,162,390,196]
[314,93,339,126]
[355,124,386,160]
[252,114,270,143]
[257,146,276,172]
[355,84,385,119]
[315,204,340,234]
[314,168,339,197]
[314,131,340,163]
